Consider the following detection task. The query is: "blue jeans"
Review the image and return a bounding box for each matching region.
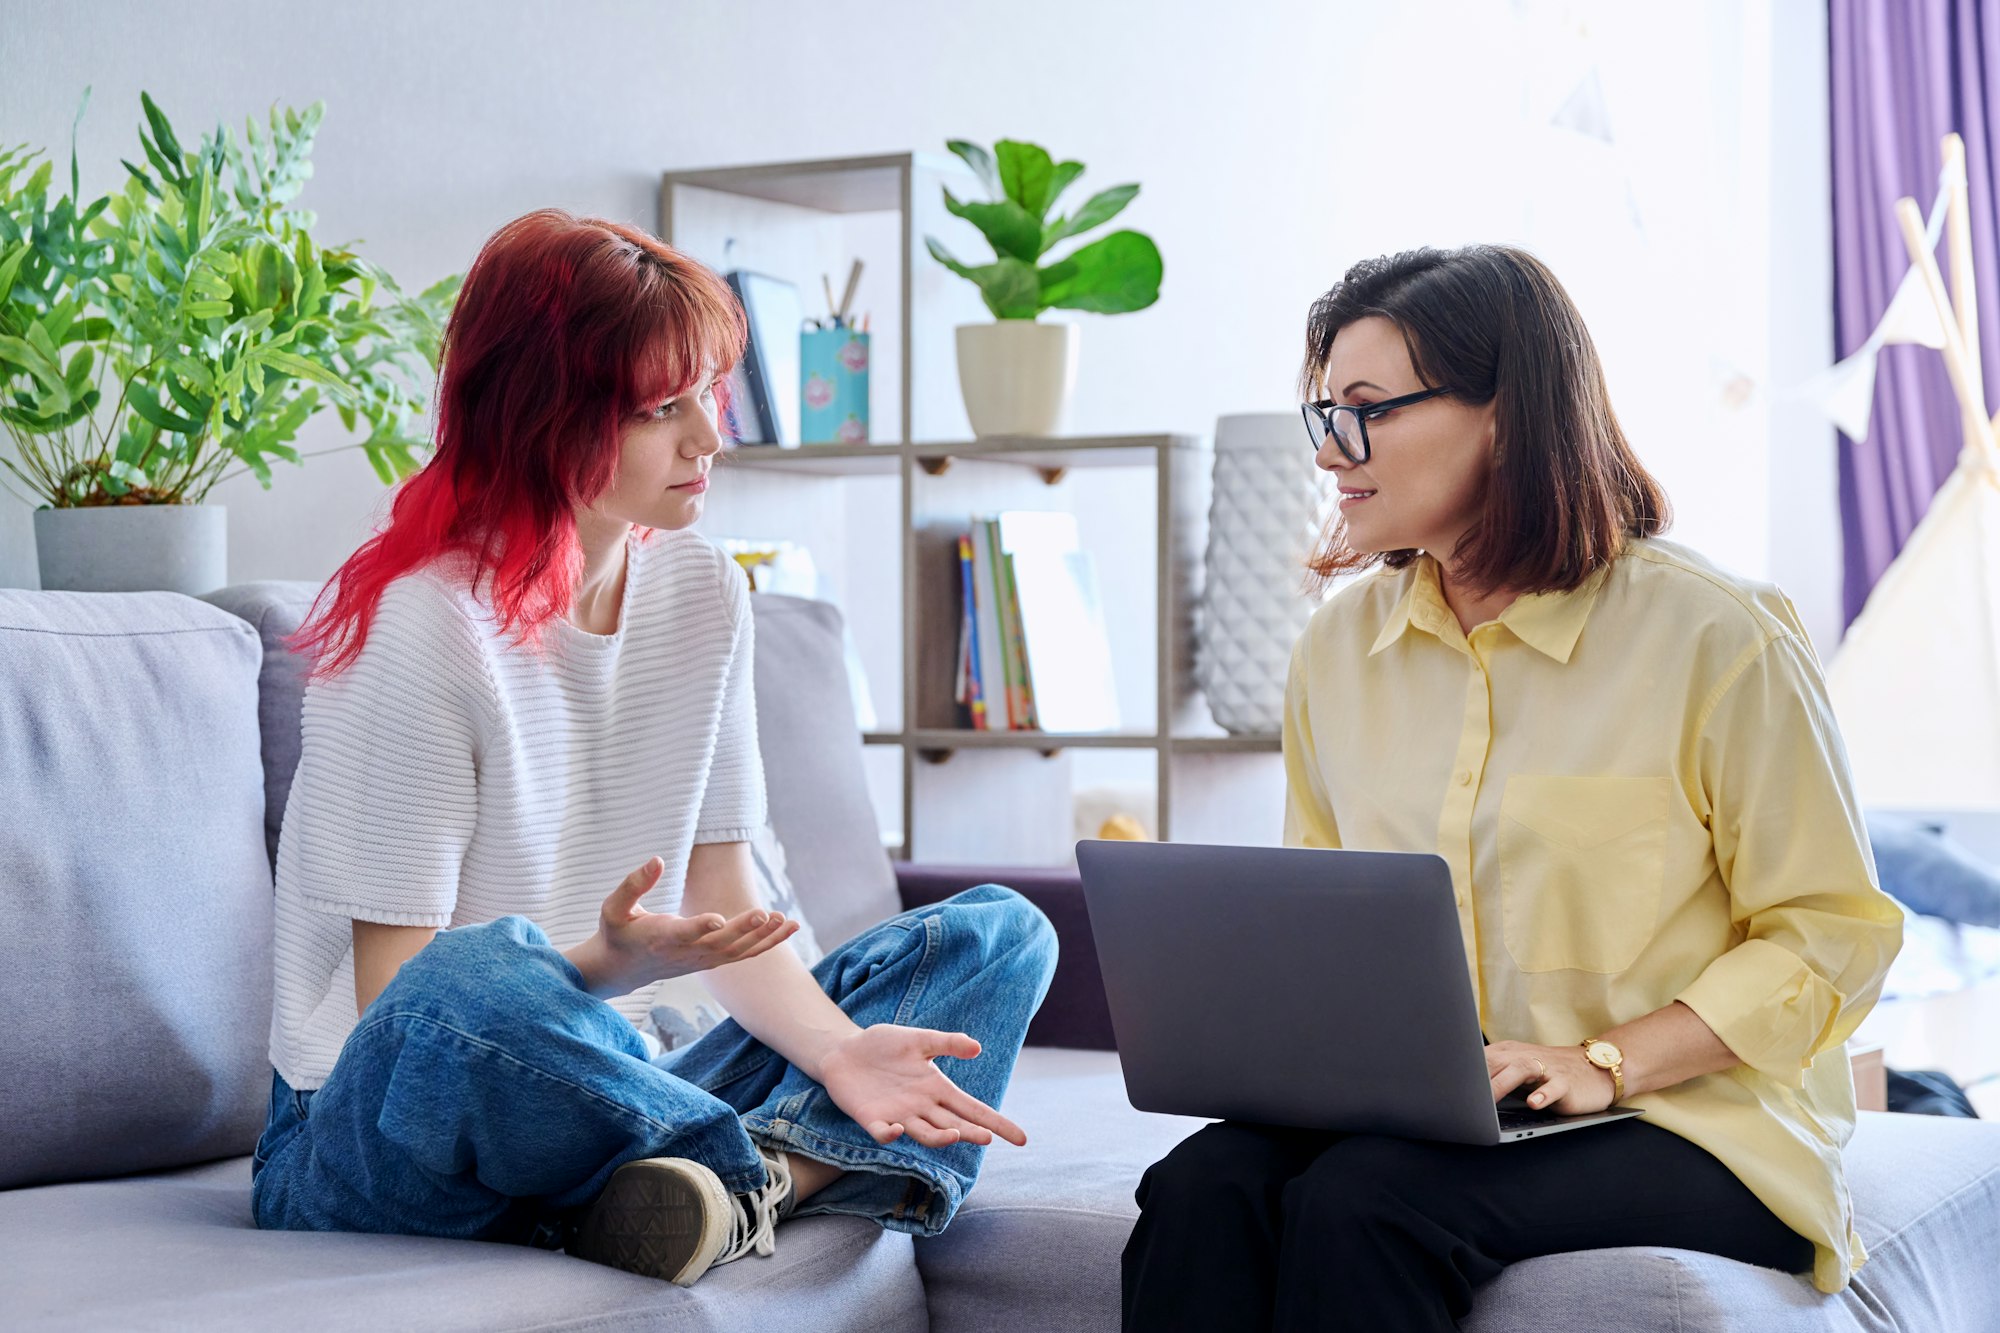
[251,885,1057,1246]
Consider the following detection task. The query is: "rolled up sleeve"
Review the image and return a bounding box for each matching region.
[1676,632,1904,1086]
[1282,631,1343,851]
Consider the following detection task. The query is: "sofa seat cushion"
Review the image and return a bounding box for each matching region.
[917,1049,2000,1333]
[0,1156,927,1332]
[1466,1109,2000,1331]
[913,1048,1202,1333]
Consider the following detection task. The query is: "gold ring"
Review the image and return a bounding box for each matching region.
[1533,1058,1548,1080]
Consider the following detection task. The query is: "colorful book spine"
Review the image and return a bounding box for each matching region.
[994,532,1038,730]
[970,520,1012,729]
[956,534,987,730]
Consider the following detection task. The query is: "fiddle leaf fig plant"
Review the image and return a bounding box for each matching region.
[0,89,459,508]
[925,139,1163,320]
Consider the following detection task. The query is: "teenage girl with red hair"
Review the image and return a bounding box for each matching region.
[249,209,1057,1286]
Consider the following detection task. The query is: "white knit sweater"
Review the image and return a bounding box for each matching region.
[269,528,766,1090]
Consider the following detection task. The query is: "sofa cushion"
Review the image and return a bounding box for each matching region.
[744,593,900,948]
[203,582,902,951]
[200,581,317,866]
[0,591,272,1189]
[0,1156,927,1332]
[918,1048,2000,1333]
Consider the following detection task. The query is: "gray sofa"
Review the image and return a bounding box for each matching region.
[4,584,1999,1333]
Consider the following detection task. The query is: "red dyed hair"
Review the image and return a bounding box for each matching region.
[292,209,745,677]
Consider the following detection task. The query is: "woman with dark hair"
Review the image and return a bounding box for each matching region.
[1122,245,1902,1329]
[251,209,1056,1288]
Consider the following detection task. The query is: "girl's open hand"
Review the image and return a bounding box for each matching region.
[818,1024,1027,1150]
[572,857,800,995]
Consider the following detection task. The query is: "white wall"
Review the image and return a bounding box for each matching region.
[1761,0,1844,654]
[1,0,1840,635]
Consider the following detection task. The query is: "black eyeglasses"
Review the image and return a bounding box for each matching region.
[1301,387,1454,465]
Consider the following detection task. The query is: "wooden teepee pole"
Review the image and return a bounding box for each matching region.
[1942,138,1983,399]
[1895,189,2000,467]
[1939,134,1994,462]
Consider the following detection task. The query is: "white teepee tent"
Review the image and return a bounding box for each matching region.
[1827,133,2000,811]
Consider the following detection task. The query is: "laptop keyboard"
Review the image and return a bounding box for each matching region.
[1496,1104,1561,1132]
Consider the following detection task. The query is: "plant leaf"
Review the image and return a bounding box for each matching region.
[925,236,979,283]
[141,92,184,168]
[63,345,94,395]
[140,133,179,189]
[363,441,396,485]
[926,238,1040,319]
[120,158,162,199]
[127,382,201,435]
[1038,229,1163,314]
[1046,161,1085,212]
[945,139,1001,197]
[68,86,92,206]
[0,243,27,305]
[260,348,354,398]
[1041,183,1139,255]
[163,369,211,421]
[24,322,64,367]
[994,140,1058,219]
[942,188,1042,262]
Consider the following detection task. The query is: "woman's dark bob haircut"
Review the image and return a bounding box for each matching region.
[1299,244,1670,597]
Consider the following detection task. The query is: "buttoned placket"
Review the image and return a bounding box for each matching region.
[1426,609,1502,1028]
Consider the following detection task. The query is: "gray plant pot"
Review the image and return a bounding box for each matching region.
[32,504,228,596]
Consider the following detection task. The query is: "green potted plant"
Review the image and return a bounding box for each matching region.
[925,138,1162,437]
[0,92,458,594]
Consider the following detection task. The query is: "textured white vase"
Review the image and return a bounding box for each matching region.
[1195,414,1338,735]
[33,504,228,595]
[955,320,1079,437]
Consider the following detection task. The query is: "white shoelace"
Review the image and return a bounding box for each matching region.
[717,1145,795,1264]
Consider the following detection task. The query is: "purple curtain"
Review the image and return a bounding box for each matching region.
[1830,0,2000,629]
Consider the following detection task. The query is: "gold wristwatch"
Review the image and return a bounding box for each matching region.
[1581,1037,1626,1102]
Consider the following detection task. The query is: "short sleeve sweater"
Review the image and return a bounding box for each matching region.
[269,528,766,1090]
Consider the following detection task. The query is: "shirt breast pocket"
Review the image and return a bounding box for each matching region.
[1498,775,1672,974]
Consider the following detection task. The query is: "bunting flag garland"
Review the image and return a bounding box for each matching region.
[1795,166,1955,443]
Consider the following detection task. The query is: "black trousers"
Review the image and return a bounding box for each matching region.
[1122,1119,1815,1332]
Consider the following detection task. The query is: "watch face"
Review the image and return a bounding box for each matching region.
[1587,1041,1619,1067]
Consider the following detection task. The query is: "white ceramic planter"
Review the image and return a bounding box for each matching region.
[1194,413,1338,735]
[33,504,228,596]
[955,320,1080,437]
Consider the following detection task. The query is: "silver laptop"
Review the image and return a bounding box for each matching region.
[1075,839,1643,1146]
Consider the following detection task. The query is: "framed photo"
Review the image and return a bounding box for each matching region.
[724,270,802,446]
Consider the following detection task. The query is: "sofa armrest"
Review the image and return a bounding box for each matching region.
[894,863,1115,1051]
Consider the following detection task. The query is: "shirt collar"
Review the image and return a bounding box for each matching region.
[1368,554,1611,663]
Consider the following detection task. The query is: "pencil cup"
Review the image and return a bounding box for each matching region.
[801,328,869,444]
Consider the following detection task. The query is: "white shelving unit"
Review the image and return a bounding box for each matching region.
[663,156,1285,863]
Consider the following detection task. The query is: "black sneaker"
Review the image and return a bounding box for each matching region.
[569,1148,795,1288]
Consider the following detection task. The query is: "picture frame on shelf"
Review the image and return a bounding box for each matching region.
[724,270,803,445]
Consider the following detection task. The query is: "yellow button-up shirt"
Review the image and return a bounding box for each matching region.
[1282,536,1903,1293]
